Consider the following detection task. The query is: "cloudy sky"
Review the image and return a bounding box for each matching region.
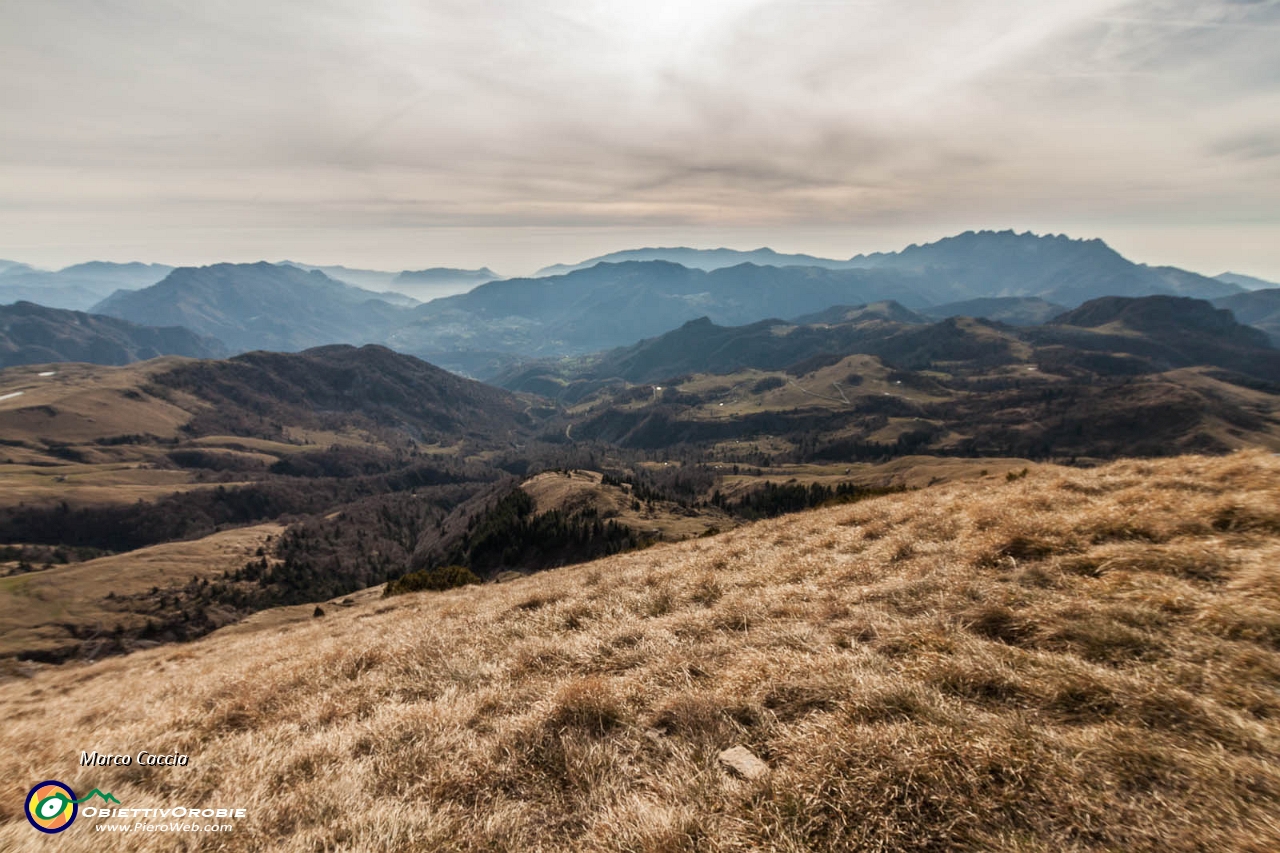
[1,0,1277,277]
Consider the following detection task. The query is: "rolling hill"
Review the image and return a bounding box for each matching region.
[1026,295,1279,377]
[93,263,411,353]
[0,301,226,368]
[0,343,536,456]
[2,452,1277,851]
[154,344,534,444]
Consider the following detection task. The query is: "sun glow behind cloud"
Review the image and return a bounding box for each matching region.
[0,0,1276,275]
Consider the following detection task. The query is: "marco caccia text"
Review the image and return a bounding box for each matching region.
[81,751,190,767]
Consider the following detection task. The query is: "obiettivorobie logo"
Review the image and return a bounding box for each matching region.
[24,781,119,833]
[24,782,248,836]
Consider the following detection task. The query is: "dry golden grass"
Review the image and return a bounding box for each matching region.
[0,359,200,446]
[2,453,1280,851]
[0,525,283,661]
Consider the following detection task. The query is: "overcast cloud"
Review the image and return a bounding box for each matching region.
[1,0,1277,276]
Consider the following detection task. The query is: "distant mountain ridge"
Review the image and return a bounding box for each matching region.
[277,261,498,304]
[535,231,1243,306]
[391,261,942,366]
[0,260,35,276]
[0,261,174,311]
[399,232,1246,373]
[536,247,854,276]
[837,230,1238,305]
[5,230,1264,372]
[1217,272,1278,291]
[93,262,409,354]
[0,301,225,368]
[277,261,402,292]
[395,267,497,285]
[391,267,500,302]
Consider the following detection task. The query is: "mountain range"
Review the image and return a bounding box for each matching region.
[497,294,1279,395]
[535,246,857,276]
[3,231,1273,376]
[0,261,174,311]
[535,231,1243,305]
[277,262,497,302]
[393,232,1246,373]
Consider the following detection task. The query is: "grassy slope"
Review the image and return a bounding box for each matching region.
[2,453,1279,851]
[0,524,282,661]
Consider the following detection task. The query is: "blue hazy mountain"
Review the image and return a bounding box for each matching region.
[0,261,174,311]
[397,232,1246,366]
[391,267,501,301]
[535,232,1243,307]
[1216,272,1279,291]
[843,231,1241,306]
[93,263,411,354]
[0,260,37,276]
[278,262,499,303]
[393,261,942,361]
[536,247,855,276]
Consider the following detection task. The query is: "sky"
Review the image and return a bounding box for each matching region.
[1,0,1277,279]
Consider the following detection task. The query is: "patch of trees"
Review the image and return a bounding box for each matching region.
[711,481,904,521]
[220,488,476,606]
[434,488,646,574]
[807,425,942,463]
[602,463,717,507]
[885,370,949,394]
[751,376,787,394]
[384,565,481,596]
[167,449,268,473]
[268,446,401,478]
[0,543,107,573]
[0,458,495,552]
[785,352,845,376]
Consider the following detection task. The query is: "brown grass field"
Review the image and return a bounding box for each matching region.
[2,452,1279,851]
[0,524,283,663]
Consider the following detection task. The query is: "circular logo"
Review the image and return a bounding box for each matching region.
[25,781,78,833]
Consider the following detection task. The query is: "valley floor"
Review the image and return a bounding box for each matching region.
[2,452,1279,851]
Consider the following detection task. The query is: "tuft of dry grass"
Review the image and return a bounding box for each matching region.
[2,452,1280,851]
